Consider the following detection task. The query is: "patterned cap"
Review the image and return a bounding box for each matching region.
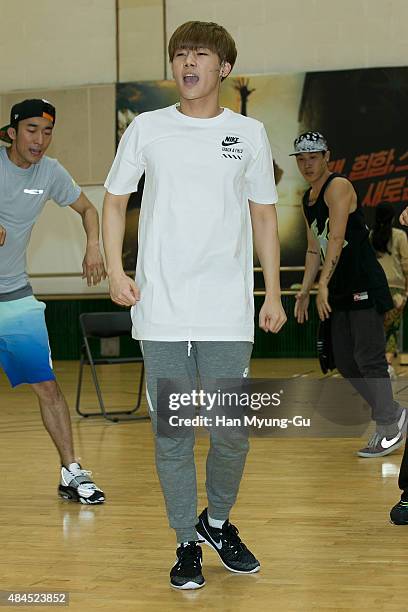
[289,131,328,156]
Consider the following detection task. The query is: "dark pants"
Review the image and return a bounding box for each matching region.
[331,308,399,426]
[399,441,408,497]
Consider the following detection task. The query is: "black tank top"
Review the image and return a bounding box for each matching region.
[302,173,392,312]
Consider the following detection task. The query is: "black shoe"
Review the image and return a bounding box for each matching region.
[196,508,260,574]
[170,542,205,590]
[390,499,408,525]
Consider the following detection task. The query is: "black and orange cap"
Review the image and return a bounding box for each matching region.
[0,98,56,144]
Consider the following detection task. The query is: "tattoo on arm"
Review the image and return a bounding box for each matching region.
[307,249,318,255]
[322,256,339,283]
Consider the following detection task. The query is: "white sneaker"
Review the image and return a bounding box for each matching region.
[58,462,105,504]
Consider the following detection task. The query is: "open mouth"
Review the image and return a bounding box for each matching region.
[29,149,42,157]
[183,74,199,86]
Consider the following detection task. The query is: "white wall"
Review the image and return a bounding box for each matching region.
[0,0,116,92]
[119,0,165,82]
[165,0,408,77]
[2,1,407,93]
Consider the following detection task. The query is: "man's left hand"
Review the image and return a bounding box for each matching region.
[259,295,287,333]
[82,244,107,286]
[316,285,331,320]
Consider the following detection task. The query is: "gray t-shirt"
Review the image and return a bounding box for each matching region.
[0,145,81,296]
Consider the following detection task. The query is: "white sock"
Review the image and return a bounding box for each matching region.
[178,541,195,547]
[208,515,226,529]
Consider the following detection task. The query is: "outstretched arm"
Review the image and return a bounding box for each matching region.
[250,202,287,333]
[70,192,106,286]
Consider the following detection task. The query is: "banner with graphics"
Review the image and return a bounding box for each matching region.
[117,67,408,289]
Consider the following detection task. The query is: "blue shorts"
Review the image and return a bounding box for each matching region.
[0,296,55,387]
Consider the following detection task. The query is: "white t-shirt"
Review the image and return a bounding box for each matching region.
[104,104,278,342]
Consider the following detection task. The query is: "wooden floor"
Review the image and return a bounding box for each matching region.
[1,359,408,612]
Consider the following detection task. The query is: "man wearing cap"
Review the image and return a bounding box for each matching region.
[0,99,105,503]
[388,208,408,524]
[292,131,407,457]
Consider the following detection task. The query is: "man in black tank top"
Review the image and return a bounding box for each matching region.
[388,208,408,524]
[291,131,407,459]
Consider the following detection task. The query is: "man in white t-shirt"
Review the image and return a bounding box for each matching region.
[103,21,286,589]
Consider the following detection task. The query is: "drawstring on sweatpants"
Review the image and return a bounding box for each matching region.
[187,340,192,357]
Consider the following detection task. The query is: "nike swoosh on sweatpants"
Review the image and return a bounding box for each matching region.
[398,408,407,430]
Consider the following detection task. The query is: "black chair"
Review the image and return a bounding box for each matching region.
[75,311,147,423]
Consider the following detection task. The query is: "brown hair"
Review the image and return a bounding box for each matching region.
[168,21,237,75]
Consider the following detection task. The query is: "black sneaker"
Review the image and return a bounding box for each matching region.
[170,542,205,590]
[196,508,260,574]
[390,499,408,525]
[58,463,105,505]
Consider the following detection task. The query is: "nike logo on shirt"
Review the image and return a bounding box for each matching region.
[24,189,44,194]
[222,137,241,147]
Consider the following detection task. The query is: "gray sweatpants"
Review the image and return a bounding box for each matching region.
[141,340,252,543]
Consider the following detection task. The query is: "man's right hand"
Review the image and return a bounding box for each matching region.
[294,291,310,324]
[109,272,140,306]
[0,225,6,246]
[400,207,408,226]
